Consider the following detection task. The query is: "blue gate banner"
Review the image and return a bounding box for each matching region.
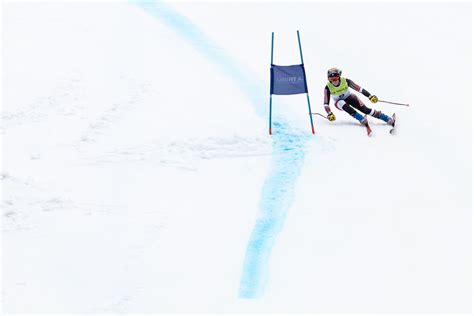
[270,64,308,95]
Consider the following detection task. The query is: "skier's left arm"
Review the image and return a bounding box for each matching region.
[347,78,378,103]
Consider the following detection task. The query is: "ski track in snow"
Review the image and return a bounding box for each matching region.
[2,71,153,148]
[1,72,87,131]
[78,136,272,170]
[1,172,168,233]
[2,170,168,313]
[76,78,153,147]
[134,0,310,298]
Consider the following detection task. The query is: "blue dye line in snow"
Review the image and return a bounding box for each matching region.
[132,1,311,298]
[239,128,309,298]
[131,0,266,118]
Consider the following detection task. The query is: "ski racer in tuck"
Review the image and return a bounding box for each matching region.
[323,67,395,129]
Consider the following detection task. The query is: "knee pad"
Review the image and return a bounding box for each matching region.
[335,99,346,111]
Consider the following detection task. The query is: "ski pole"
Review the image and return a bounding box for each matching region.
[379,100,410,107]
[311,112,329,120]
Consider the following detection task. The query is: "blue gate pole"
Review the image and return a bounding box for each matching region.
[269,32,274,135]
[297,30,315,134]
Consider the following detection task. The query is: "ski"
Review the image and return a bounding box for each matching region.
[360,115,372,136]
[389,113,396,134]
[365,122,372,136]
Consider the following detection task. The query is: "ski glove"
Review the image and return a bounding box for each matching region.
[327,112,336,122]
[369,95,379,103]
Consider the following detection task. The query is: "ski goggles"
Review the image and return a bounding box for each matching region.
[328,75,340,82]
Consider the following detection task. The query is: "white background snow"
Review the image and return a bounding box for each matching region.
[1,0,472,314]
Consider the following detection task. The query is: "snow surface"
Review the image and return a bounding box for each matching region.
[1,1,472,313]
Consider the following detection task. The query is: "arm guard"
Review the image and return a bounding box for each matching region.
[347,78,371,97]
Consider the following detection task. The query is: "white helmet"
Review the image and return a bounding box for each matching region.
[327,67,342,78]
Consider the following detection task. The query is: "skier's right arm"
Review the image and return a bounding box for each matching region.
[323,86,331,114]
[324,86,336,121]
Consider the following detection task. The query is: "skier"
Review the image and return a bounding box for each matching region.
[323,67,395,133]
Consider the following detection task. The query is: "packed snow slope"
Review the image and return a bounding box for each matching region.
[2,1,471,313]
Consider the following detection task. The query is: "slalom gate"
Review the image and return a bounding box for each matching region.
[269,31,315,135]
